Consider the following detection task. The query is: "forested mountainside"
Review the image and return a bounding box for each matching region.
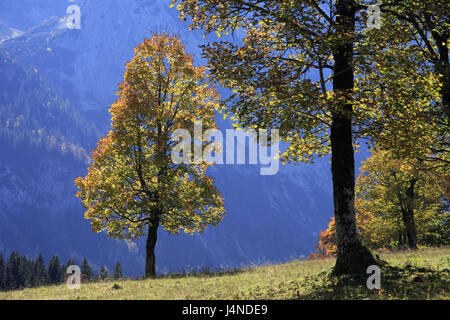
[0,50,144,274]
[0,51,97,158]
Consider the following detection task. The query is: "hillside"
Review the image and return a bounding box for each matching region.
[0,51,98,158]
[1,247,448,300]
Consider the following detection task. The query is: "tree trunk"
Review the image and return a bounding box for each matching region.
[401,210,418,250]
[145,219,160,278]
[402,179,418,250]
[144,160,166,279]
[398,232,406,249]
[331,0,378,275]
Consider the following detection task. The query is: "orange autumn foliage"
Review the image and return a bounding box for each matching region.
[315,217,337,257]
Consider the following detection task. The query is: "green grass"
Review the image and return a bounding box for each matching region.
[1,247,449,300]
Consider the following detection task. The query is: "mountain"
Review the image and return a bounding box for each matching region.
[0,21,23,43]
[0,50,148,273]
[0,51,97,156]
[0,0,338,276]
[0,0,205,117]
[0,1,70,31]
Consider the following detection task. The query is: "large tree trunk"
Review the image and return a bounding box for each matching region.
[401,209,418,250]
[145,219,160,278]
[331,0,378,275]
[398,232,406,249]
[402,179,418,250]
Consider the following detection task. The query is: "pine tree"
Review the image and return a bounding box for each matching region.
[21,255,33,288]
[81,258,94,281]
[47,255,63,284]
[34,254,49,287]
[5,252,24,290]
[98,266,111,281]
[0,254,5,290]
[62,259,76,275]
[113,262,123,280]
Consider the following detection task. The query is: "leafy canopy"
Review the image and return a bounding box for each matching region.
[318,150,449,252]
[355,150,449,249]
[172,0,442,164]
[75,34,225,239]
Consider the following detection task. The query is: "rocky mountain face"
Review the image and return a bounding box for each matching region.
[0,21,23,43]
[0,0,205,115]
[0,0,336,276]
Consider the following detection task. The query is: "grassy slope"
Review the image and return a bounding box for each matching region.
[1,247,449,300]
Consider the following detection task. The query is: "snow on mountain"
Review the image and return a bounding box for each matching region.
[0,21,23,43]
[1,0,205,113]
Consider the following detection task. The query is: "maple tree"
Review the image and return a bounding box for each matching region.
[377,0,449,127]
[316,217,338,256]
[353,14,442,158]
[173,0,388,275]
[354,1,449,167]
[172,0,448,275]
[356,150,449,249]
[318,150,449,253]
[75,34,226,278]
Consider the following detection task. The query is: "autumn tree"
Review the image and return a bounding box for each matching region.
[377,0,449,128]
[356,150,449,249]
[75,34,225,278]
[318,151,449,251]
[353,15,442,156]
[353,2,448,169]
[316,217,338,256]
[350,7,449,248]
[172,0,449,274]
[173,0,385,275]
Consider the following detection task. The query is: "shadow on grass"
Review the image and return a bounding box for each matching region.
[236,265,450,300]
[303,265,449,299]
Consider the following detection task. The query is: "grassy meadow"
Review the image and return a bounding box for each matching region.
[0,246,448,300]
